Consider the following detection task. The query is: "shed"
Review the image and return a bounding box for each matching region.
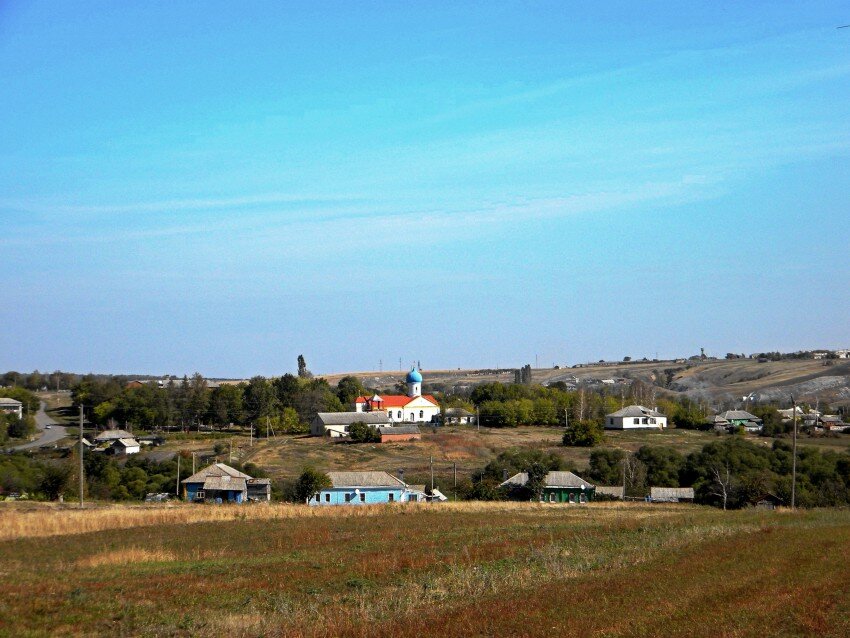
[377,425,421,442]
[109,438,140,455]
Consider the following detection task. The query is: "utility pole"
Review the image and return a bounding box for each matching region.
[476,407,480,432]
[250,424,254,447]
[430,455,434,492]
[229,438,233,464]
[565,408,569,429]
[192,451,196,475]
[78,404,85,509]
[176,454,180,498]
[622,454,627,501]
[791,396,798,510]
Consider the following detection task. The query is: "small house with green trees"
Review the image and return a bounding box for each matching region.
[499,471,595,503]
[709,410,763,433]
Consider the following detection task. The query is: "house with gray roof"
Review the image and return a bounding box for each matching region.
[94,429,135,443]
[605,405,667,429]
[310,411,390,437]
[309,470,425,505]
[499,471,595,503]
[181,462,270,503]
[0,397,23,419]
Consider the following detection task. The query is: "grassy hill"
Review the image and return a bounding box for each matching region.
[1,502,848,636]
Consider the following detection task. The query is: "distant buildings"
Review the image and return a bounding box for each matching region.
[605,405,667,429]
[311,411,389,437]
[709,410,763,433]
[354,368,440,424]
[442,408,475,425]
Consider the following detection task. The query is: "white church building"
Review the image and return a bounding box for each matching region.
[354,368,441,423]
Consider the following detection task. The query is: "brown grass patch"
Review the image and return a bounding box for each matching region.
[77,547,179,568]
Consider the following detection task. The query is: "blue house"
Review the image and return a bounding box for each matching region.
[309,471,425,505]
[181,462,270,504]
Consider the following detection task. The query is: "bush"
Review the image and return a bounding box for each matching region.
[562,420,604,447]
[348,421,380,443]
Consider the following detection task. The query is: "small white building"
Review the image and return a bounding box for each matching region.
[605,405,667,429]
[311,411,390,437]
[109,438,140,455]
[353,368,441,424]
[0,398,23,419]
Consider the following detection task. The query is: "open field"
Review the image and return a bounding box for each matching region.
[0,502,848,637]
[241,426,849,487]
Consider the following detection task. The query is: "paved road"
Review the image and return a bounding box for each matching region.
[11,401,70,451]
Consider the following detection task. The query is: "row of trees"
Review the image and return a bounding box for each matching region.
[462,438,850,509]
[71,372,370,433]
[585,438,850,509]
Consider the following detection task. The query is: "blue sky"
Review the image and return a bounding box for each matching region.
[2,2,849,377]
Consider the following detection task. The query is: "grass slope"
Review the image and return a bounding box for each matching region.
[0,503,848,637]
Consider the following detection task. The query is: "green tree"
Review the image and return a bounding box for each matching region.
[348,421,380,443]
[562,419,604,447]
[294,467,331,503]
[523,461,549,501]
[588,448,626,485]
[336,376,366,406]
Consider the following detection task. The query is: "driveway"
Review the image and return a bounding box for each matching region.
[10,401,70,451]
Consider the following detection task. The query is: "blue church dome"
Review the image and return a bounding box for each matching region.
[406,368,423,383]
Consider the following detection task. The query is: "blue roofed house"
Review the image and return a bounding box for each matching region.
[181,462,271,504]
[309,471,425,505]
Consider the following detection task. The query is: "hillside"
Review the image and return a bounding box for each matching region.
[322,358,850,408]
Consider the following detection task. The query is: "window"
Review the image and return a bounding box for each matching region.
[634,418,640,425]
[398,411,402,419]
[579,493,587,503]
[324,493,330,503]
[569,493,576,503]
[419,410,424,419]
[345,493,352,503]
[196,490,205,499]
[314,493,320,502]
[359,492,366,503]
[549,493,555,503]
[388,493,394,502]
[409,494,418,502]
[409,413,414,421]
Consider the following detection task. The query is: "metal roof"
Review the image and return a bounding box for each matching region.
[314,412,389,426]
[500,471,594,489]
[202,476,247,491]
[606,405,665,418]
[716,410,760,421]
[0,398,22,406]
[94,429,134,441]
[182,462,252,484]
[327,471,407,488]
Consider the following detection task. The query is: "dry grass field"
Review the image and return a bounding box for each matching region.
[1,501,848,637]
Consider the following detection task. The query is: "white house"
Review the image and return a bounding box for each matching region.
[354,368,440,424]
[605,405,667,429]
[0,398,23,419]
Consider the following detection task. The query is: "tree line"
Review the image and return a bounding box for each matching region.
[70,372,371,433]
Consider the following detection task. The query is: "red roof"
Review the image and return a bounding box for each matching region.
[354,395,438,408]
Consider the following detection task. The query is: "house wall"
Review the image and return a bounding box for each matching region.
[605,415,666,429]
[310,486,409,505]
[184,483,245,503]
[541,487,594,503]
